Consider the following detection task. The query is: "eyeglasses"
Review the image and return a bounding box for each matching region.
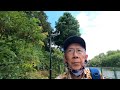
[66,48,84,54]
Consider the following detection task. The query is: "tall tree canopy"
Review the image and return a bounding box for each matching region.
[24,11,53,51]
[53,12,81,49]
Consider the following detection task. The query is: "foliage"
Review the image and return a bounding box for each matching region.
[53,12,81,49]
[88,50,120,67]
[24,11,53,51]
[51,48,64,78]
[0,11,48,79]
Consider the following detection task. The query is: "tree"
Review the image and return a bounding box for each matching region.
[88,50,120,67]
[51,48,64,78]
[25,11,53,51]
[0,11,48,79]
[53,12,81,49]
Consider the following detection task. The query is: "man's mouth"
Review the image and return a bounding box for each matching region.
[72,62,80,66]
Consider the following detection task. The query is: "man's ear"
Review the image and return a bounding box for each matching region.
[64,55,69,67]
[84,54,88,64]
[64,54,67,64]
[85,54,88,60]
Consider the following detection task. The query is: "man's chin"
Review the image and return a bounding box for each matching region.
[72,67,81,70]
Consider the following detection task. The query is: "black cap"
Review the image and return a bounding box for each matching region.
[63,35,86,51]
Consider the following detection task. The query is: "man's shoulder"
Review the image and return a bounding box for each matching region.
[85,67,104,79]
[55,67,105,79]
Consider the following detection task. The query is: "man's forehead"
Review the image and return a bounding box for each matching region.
[67,43,84,48]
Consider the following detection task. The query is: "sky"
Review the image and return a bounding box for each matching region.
[44,11,80,28]
[45,11,120,60]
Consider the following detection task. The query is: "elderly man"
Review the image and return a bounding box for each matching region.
[55,35,104,79]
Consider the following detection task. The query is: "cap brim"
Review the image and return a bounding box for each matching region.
[63,36,86,51]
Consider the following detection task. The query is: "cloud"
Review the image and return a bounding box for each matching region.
[76,11,120,60]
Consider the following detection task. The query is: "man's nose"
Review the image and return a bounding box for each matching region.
[73,50,78,57]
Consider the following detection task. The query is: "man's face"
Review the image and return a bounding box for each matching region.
[64,43,88,70]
